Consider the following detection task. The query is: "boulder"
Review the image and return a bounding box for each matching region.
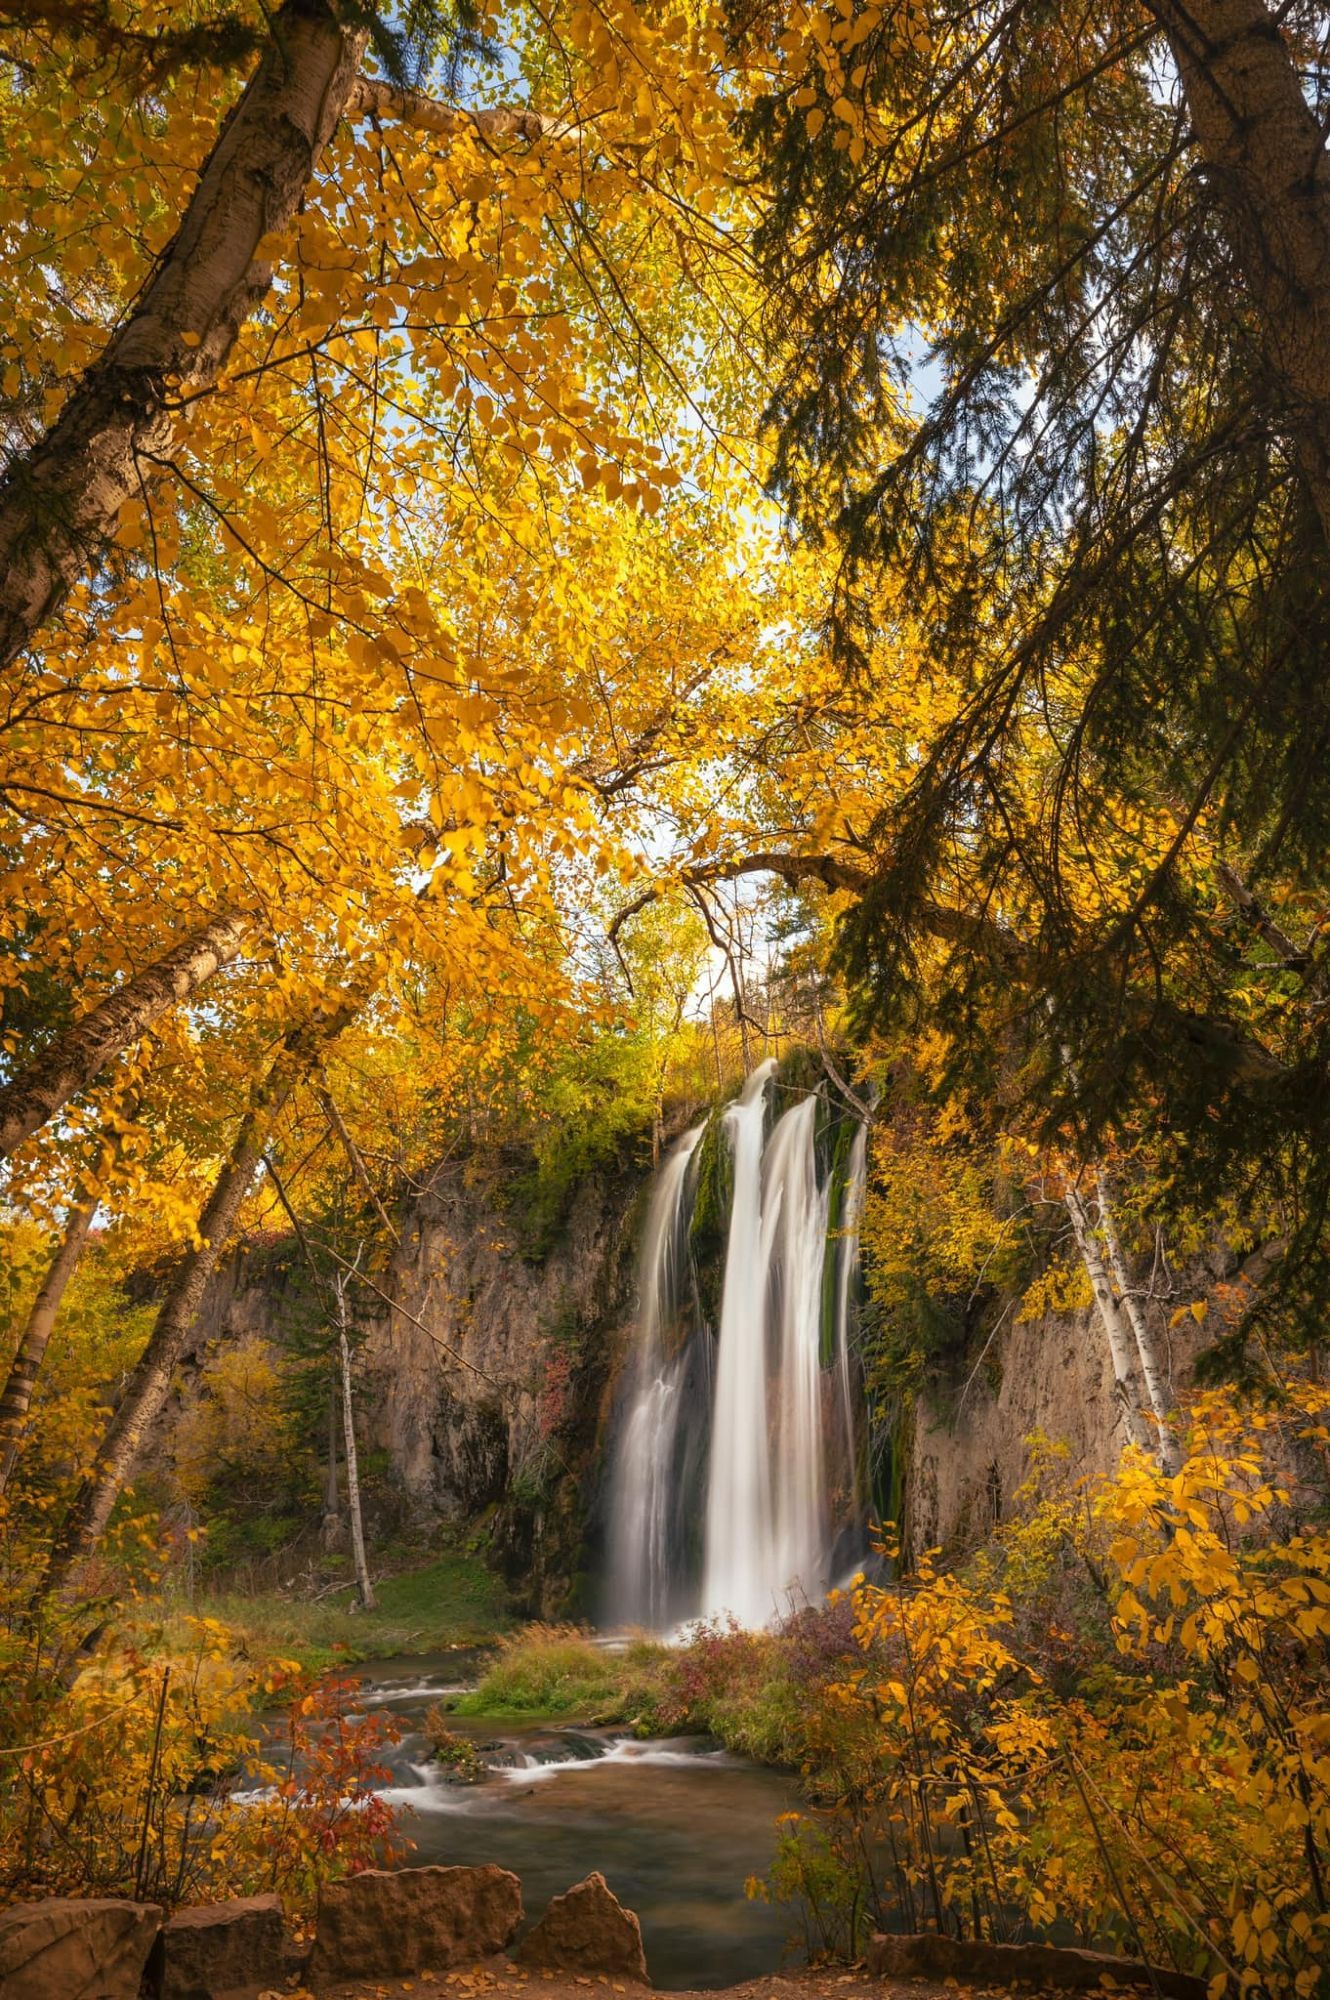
[0,1897,162,2000]
[148,1894,287,1999]
[865,1931,1207,2000]
[516,1871,649,1983]
[307,1863,522,1983]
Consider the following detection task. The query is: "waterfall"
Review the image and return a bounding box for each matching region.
[607,1124,704,1628]
[701,1058,779,1627]
[606,1066,868,1633]
[765,1095,832,1618]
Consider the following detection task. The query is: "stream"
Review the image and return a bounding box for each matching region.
[348,1653,798,1990]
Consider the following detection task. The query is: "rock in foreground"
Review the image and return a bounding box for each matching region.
[0,1897,162,2000]
[308,1862,523,1983]
[866,1931,1206,1999]
[516,1870,649,1982]
[149,1893,288,1999]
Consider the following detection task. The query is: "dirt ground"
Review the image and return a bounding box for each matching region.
[306,1958,1022,2000]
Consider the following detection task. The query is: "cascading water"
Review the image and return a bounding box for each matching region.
[606,1062,869,1632]
[701,1059,780,1627]
[607,1125,704,1628]
[764,1094,833,1619]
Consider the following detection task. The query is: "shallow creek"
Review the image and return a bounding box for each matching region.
[347,1654,797,1990]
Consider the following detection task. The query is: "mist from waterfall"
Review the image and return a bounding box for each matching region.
[607,1064,867,1633]
[606,1124,704,1629]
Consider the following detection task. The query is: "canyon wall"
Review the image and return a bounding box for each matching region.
[189,1118,1235,1609]
[193,1153,650,1613]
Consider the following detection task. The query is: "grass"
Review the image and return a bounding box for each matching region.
[449,1625,668,1719]
[147,1551,515,1676]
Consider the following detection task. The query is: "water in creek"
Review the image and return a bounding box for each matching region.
[352,1656,797,1990]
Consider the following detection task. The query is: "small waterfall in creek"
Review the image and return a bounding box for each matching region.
[606,1062,868,1632]
[607,1124,705,1629]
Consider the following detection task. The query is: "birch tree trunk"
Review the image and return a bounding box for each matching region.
[0,1,369,665]
[1158,0,1330,545]
[320,1379,342,1553]
[0,912,251,1163]
[1063,1184,1154,1457]
[316,1083,398,1243]
[0,1196,96,1493]
[1094,1171,1184,1476]
[33,1007,351,1601]
[334,1272,375,1612]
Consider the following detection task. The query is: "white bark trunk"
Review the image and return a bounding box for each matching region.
[0,1195,96,1493]
[1094,1172,1183,1476]
[0,3,369,664]
[1063,1183,1154,1457]
[0,912,250,1162]
[335,1272,375,1612]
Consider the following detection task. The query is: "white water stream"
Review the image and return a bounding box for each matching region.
[610,1065,866,1631]
[607,1125,704,1629]
[701,1059,781,1626]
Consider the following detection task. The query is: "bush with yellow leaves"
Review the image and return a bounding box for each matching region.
[756,1388,1330,1998]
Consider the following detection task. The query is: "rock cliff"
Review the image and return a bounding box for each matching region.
[192,1152,650,1614]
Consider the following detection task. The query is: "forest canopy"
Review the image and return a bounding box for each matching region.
[0,0,1325,1568]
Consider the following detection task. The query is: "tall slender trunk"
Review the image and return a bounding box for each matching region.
[33,1008,351,1601]
[1094,1171,1183,1476]
[0,3,369,665]
[1158,0,1330,544]
[316,1083,398,1243]
[1063,1183,1154,1457]
[0,1196,96,1494]
[320,1379,342,1553]
[334,1272,375,1612]
[0,912,251,1163]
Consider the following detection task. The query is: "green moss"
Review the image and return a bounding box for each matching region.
[818,1104,863,1365]
[687,1105,733,1326]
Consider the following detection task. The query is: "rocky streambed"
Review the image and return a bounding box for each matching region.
[349,1656,797,1990]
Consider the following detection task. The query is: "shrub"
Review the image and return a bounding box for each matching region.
[0,1620,407,1912]
[422,1709,486,1782]
[755,1387,1330,1999]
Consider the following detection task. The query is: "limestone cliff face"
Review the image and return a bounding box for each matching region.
[363,1161,646,1611]
[903,1290,1226,1554]
[191,1123,1239,1610]
[194,1155,649,1614]
[905,1304,1143,1551]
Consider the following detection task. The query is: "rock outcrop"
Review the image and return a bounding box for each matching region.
[516,1870,649,1982]
[866,1930,1207,1999]
[197,1156,647,1614]
[307,1862,523,1983]
[148,1893,287,1999]
[0,1897,161,2000]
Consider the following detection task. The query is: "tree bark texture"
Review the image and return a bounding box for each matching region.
[0,1195,95,1493]
[1094,1170,1183,1476]
[1159,0,1330,541]
[0,911,251,1163]
[0,0,369,666]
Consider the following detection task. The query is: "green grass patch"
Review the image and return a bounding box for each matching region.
[147,1551,515,1677]
[450,1624,668,1719]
